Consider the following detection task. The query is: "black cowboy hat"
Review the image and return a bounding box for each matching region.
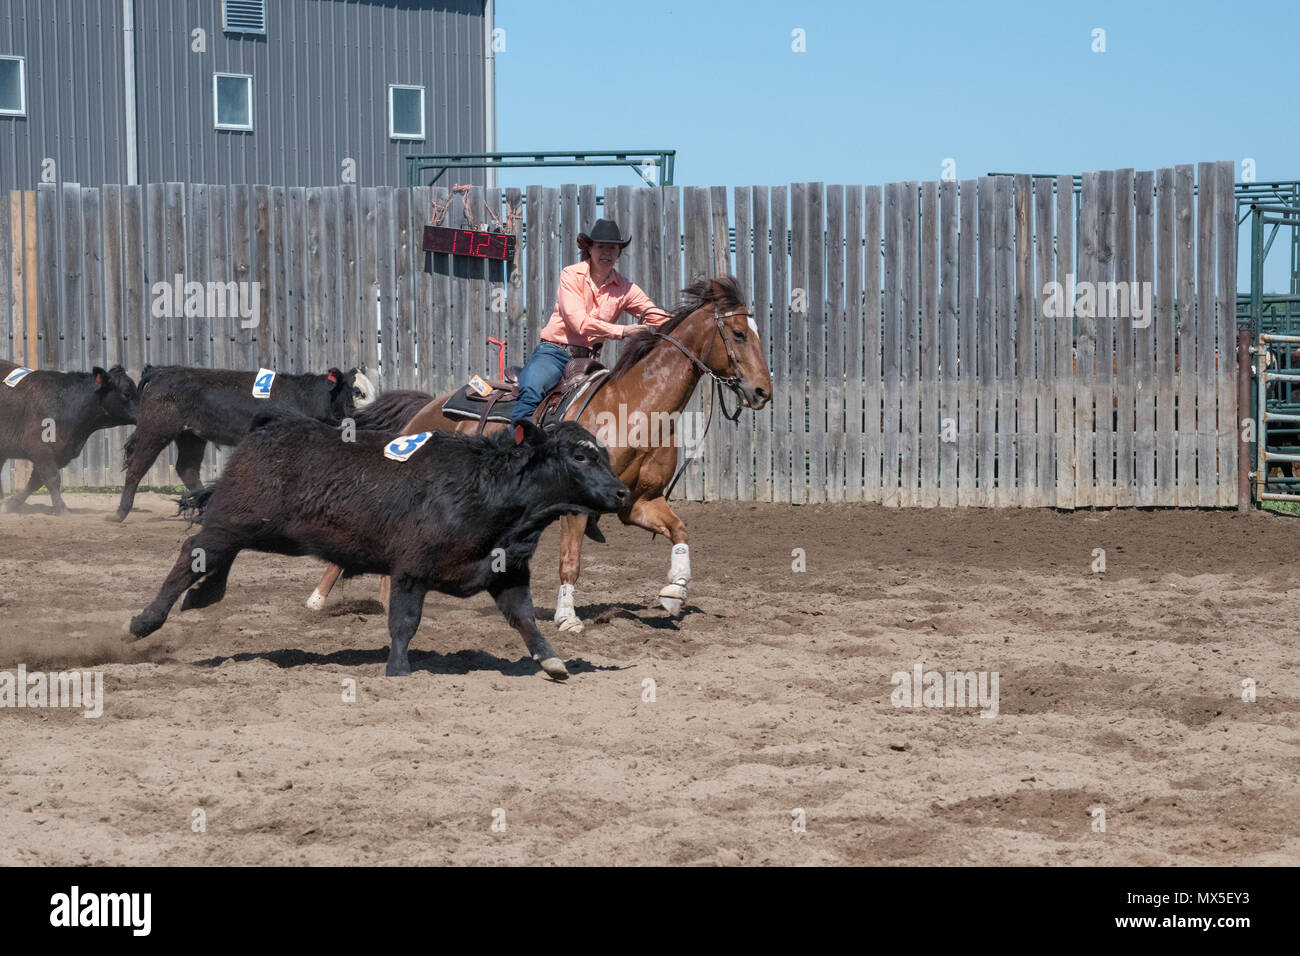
[577,218,632,249]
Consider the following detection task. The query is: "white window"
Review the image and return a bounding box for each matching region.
[0,56,25,117]
[389,85,425,141]
[223,0,267,35]
[214,73,253,131]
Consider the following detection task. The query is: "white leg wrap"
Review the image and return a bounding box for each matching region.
[659,544,690,615]
[554,583,583,633]
[668,543,691,586]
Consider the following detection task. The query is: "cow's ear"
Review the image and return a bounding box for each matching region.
[513,421,546,447]
[93,366,109,388]
[326,367,344,387]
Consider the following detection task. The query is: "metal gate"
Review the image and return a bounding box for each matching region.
[1243,191,1300,501]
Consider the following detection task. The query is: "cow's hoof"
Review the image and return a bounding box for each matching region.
[658,583,687,615]
[306,589,326,611]
[538,657,570,680]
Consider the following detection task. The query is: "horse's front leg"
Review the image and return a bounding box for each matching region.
[554,513,587,633]
[624,496,690,615]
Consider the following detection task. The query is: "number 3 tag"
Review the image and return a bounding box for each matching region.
[384,432,433,462]
[3,367,34,388]
[252,368,276,399]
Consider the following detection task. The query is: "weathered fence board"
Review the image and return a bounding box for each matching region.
[1155,169,1176,507]
[919,180,939,508]
[1175,164,1197,506]
[939,180,959,509]
[1033,177,1055,508]
[976,178,997,508]
[882,182,902,508]
[1214,160,1237,508]
[957,180,978,507]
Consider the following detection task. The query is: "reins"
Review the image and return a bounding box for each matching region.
[639,303,752,499]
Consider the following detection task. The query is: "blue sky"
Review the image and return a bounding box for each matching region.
[495,0,1295,191]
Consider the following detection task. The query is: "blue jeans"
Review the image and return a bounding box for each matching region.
[510,342,571,425]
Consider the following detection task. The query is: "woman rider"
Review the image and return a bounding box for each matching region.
[509,218,671,426]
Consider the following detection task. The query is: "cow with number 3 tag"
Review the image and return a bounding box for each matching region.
[128,417,629,683]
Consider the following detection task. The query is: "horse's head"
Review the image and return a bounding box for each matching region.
[699,277,772,410]
[606,276,773,411]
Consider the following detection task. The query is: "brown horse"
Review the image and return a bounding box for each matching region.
[307,277,772,632]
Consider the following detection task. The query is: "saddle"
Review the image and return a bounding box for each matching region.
[442,358,610,435]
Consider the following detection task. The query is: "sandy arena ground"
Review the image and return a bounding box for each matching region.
[1,491,1298,865]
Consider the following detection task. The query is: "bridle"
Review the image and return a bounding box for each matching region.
[638,302,758,499]
[643,304,752,423]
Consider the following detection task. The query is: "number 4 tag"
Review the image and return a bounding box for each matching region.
[252,368,276,399]
[384,432,433,462]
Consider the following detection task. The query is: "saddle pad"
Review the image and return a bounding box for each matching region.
[443,386,517,423]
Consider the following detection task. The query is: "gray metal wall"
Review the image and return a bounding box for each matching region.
[0,0,489,190]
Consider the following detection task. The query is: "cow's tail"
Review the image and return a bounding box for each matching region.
[122,431,137,468]
[177,484,217,523]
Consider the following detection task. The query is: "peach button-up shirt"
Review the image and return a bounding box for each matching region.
[538,261,669,346]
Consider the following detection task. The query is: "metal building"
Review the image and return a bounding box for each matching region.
[0,0,494,190]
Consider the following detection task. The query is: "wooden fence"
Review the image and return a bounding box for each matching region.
[1,162,1239,506]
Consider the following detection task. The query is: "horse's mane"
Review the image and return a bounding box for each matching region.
[606,276,748,383]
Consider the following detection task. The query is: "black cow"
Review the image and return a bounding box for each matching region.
[110,364,376,522]
[126,417,628,679]
[0,360,140,515]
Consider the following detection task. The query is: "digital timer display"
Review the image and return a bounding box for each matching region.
[422,225,515,261]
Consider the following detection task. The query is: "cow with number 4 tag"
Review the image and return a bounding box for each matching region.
[111,364,377,523]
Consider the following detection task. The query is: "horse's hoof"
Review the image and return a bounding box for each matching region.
[306,589,326,611]
[105,511,126,523]
[538,657,570,680]
[556,614,584,634]
[659,583,687,615]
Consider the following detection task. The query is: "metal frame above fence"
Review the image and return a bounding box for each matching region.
[404,149,676,187]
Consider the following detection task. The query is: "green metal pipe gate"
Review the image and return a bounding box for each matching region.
[1242,189,1300,503]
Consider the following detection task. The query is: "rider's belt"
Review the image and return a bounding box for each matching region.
[543,340,598,359]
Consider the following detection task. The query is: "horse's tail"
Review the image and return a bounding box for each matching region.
[349,389,435,436]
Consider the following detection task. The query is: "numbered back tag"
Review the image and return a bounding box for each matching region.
[384,432,433,462]
[3,366,35,388]
[468,374,492,397]
[252,368,276,399]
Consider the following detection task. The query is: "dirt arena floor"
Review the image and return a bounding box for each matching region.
[1,491,1298,866]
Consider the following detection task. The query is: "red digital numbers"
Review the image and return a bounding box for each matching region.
[422,225,513,260]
